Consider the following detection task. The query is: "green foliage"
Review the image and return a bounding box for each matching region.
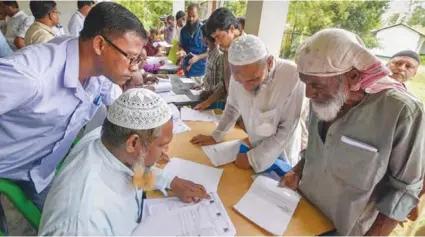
[282,0,390,59]
[115,0,172,30]
[421,55,425,65]
[223,0,247,17]
[407,6,425,27]
[388,13,400,25]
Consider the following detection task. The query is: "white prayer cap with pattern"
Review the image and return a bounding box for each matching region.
[228,34,268,66]
[107,88,171,130]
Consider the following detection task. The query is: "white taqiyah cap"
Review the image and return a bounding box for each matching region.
[228,34,268,66]
[107,88,171,130]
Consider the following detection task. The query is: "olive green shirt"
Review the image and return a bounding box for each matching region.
[299,89,425,235]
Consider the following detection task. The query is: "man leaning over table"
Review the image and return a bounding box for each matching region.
[0,2,147,234]
[279,28,425,236]
[39,89,208,235]
[191,34,304,173]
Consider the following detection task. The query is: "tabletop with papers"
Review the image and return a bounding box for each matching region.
[134,193,236,236]
[163,158,223,193]
[181,108,220,123]
[234,175,301,236]
[146,122,335,236]
[202,140,246,167]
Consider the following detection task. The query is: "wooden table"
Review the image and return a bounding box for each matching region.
[147,121,334,236]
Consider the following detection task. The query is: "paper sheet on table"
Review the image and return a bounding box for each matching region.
[168,104,191,134]
[164,158,223,193]
[181,108,220,122]
[234,176,301,236]
[190,89,202,96]
[158,41,172,48]
[154,81,172,93]
[179,77,195,84]
[134,193,236,236]
[165,94,191,103]
[202,140,245,166]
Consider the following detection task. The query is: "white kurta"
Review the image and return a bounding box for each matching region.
[39,127,176,236]
[212,58,305,172]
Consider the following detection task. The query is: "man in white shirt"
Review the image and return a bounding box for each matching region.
[68,1,95,37]
[39,88,208,235]
[191,35,305,172]
[1,1,33,50]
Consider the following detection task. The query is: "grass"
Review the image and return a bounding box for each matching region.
[407,66,425,103]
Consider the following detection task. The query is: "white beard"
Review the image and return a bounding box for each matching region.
[132,152,156,190]
[311,88,348,122]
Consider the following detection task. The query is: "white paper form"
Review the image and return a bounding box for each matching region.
[159,91,191,103]
[164,158,223,193]
[134,193,236,236]
[168,104,191,134]
[202,140,245,166]
[234,175,301,236]
[181,108,220,122]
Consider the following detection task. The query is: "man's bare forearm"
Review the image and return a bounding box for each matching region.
[364,213,399,236]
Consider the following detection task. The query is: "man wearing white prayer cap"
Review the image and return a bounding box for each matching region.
[279,28,425,236]
[191,34,305,173]
[39,88,209,236]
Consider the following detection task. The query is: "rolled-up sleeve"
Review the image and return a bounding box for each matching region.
[212,78,240,142]
[247,80,305,172]
[152,167,176,196]
[376,104,425,221]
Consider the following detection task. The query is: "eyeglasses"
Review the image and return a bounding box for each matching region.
[101,35,145,66]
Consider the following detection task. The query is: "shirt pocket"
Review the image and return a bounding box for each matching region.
[254,109,277,137]
[330,137,379,191]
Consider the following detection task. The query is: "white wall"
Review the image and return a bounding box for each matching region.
[17,1,77,34]
[372,25,422,57]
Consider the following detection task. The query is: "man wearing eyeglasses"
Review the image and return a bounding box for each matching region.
[0,2,146,234]
[25,1,60,45]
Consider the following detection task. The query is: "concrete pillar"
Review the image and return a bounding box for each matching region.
[245,0,290,57]
[172,0,185,15]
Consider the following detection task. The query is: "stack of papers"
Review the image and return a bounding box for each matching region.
[159,91,192,103]
[168,104,191,134]
[190,89,202,97]
[181,108,220,123]
[234,176,301,236]
[154,81,172,93]
[202,140,245,166]
[133,193,236,236]
[164,158,223,193]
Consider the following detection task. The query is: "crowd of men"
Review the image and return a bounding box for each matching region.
[0,0,424,236]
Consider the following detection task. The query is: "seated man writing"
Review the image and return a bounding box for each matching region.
[39,89,208,235]
[280,29,425,236]
[191,35,305,172]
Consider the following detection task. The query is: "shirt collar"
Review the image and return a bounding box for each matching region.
[76,11,85,19]
[97,139,134,178]
[34,21,55,35]
[12,10,24,19]
[63,38,80,88]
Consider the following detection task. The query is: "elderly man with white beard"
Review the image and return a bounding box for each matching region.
[39,88,208,236]
[190,34,305,173]
[279,28,425,236]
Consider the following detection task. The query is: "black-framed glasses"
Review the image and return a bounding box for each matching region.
[101,35,144,66]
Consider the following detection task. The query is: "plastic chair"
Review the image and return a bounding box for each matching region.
[0,137,80,235]
[0,179,41,233]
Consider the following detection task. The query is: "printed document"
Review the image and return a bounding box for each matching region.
[202,140,244,166]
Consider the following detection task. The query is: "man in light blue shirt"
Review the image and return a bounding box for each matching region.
[68,1,94,37]
[0,31,12,57]
[39,89,208,235]
[0,2,147,234]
